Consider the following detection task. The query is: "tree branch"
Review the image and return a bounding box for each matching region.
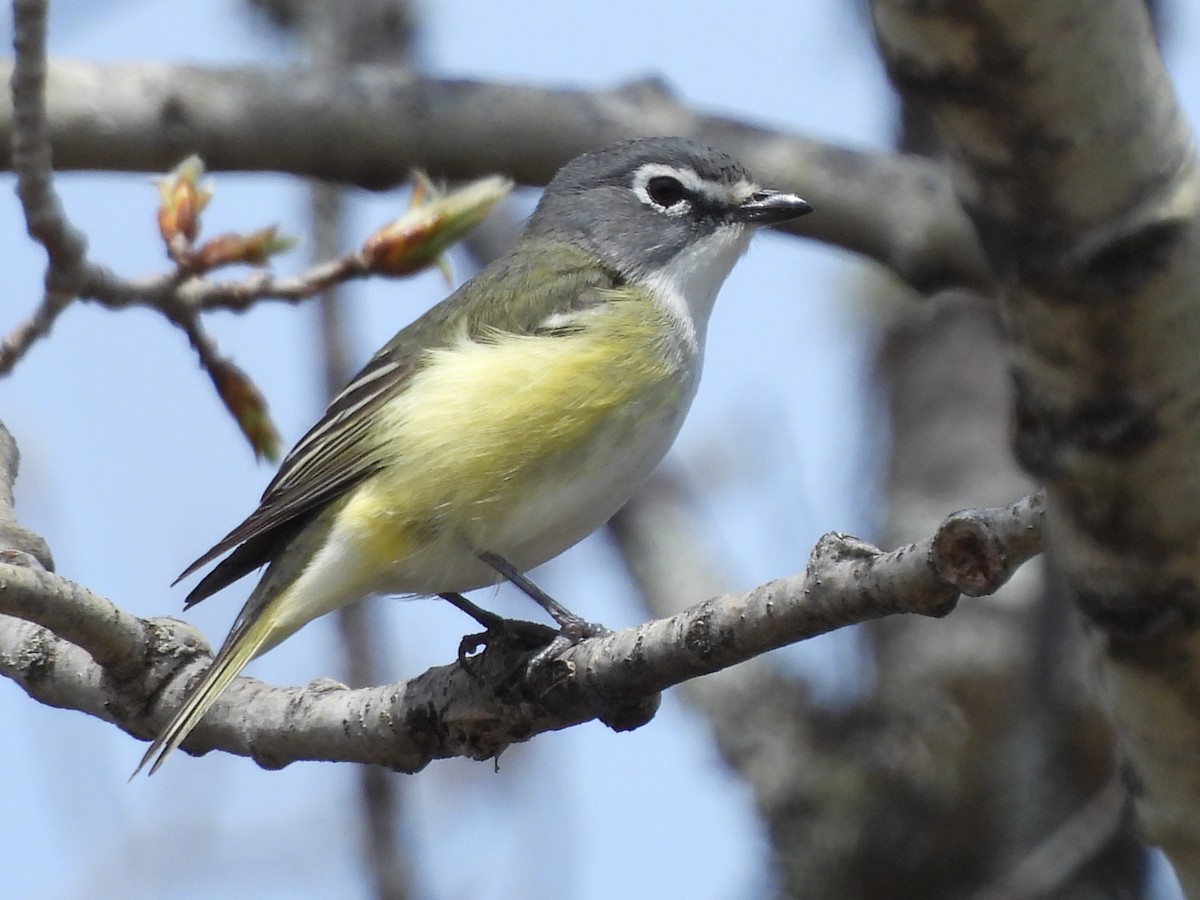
[3,0,507,459]
[0,59,991,294]
[299,0,419,890]
[4,0,92,372]
[0,415,1046,771]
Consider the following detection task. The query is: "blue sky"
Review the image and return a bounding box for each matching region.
[3,1,1198,898]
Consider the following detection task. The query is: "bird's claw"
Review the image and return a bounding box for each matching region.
[456,617,559,682]
[523,619,610,676]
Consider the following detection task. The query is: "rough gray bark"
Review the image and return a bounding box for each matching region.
[871,0,1200,893]
[872,287,1141,898]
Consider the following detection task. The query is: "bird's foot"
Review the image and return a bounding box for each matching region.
[524,616,610,672]
[471,552,614,680]
[440,590,610,683]
[441,592,558,680]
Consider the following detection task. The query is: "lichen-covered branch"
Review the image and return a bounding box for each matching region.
[0,59,990,294]
[871,0,1200,891]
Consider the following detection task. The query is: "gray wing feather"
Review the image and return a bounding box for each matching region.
[175,354,412,603]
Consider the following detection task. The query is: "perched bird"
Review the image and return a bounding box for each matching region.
[137,136,812,774]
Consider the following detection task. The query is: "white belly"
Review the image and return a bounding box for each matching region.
[492,383,693,570]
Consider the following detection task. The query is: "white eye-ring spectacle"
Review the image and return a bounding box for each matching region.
[631,163,760,219]
[632,163,706,216]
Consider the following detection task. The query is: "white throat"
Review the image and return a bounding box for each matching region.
[642,223,754,350]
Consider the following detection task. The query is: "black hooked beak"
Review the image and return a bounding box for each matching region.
[735,189,813,224]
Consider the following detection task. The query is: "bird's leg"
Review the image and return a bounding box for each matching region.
[438,591,505,631]
[476,551,610,664]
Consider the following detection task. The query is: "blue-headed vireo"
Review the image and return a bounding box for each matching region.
[137,136,812,773]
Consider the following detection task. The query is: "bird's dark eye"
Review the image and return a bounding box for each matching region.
[646,175,686,208]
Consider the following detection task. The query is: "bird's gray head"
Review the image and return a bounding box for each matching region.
[525,137,812,283]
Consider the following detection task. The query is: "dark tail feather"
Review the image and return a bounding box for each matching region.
[180,524,304,609]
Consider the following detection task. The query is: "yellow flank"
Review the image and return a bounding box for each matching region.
[336,488,418,584]
[343,291,685,578]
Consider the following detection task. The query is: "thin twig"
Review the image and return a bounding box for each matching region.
[0,252,371,373]
[4,0,91,372]
[3,0,284,462]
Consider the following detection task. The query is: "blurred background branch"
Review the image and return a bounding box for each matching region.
[0,58,989,294]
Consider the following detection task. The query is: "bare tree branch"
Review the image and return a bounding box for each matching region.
[0,406,1045,771]
[610,475,1075,898]
[3,0,508,466]
[871,0,1200,891]
[0,168,511,371]
[0,59,991,294]
[4,0,91,371]
[4,13,509,458]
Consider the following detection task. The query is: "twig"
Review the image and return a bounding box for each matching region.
[0,252,373,375]
[3,0,283,461]
[3,125,507,456]
[4,0,91,373]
